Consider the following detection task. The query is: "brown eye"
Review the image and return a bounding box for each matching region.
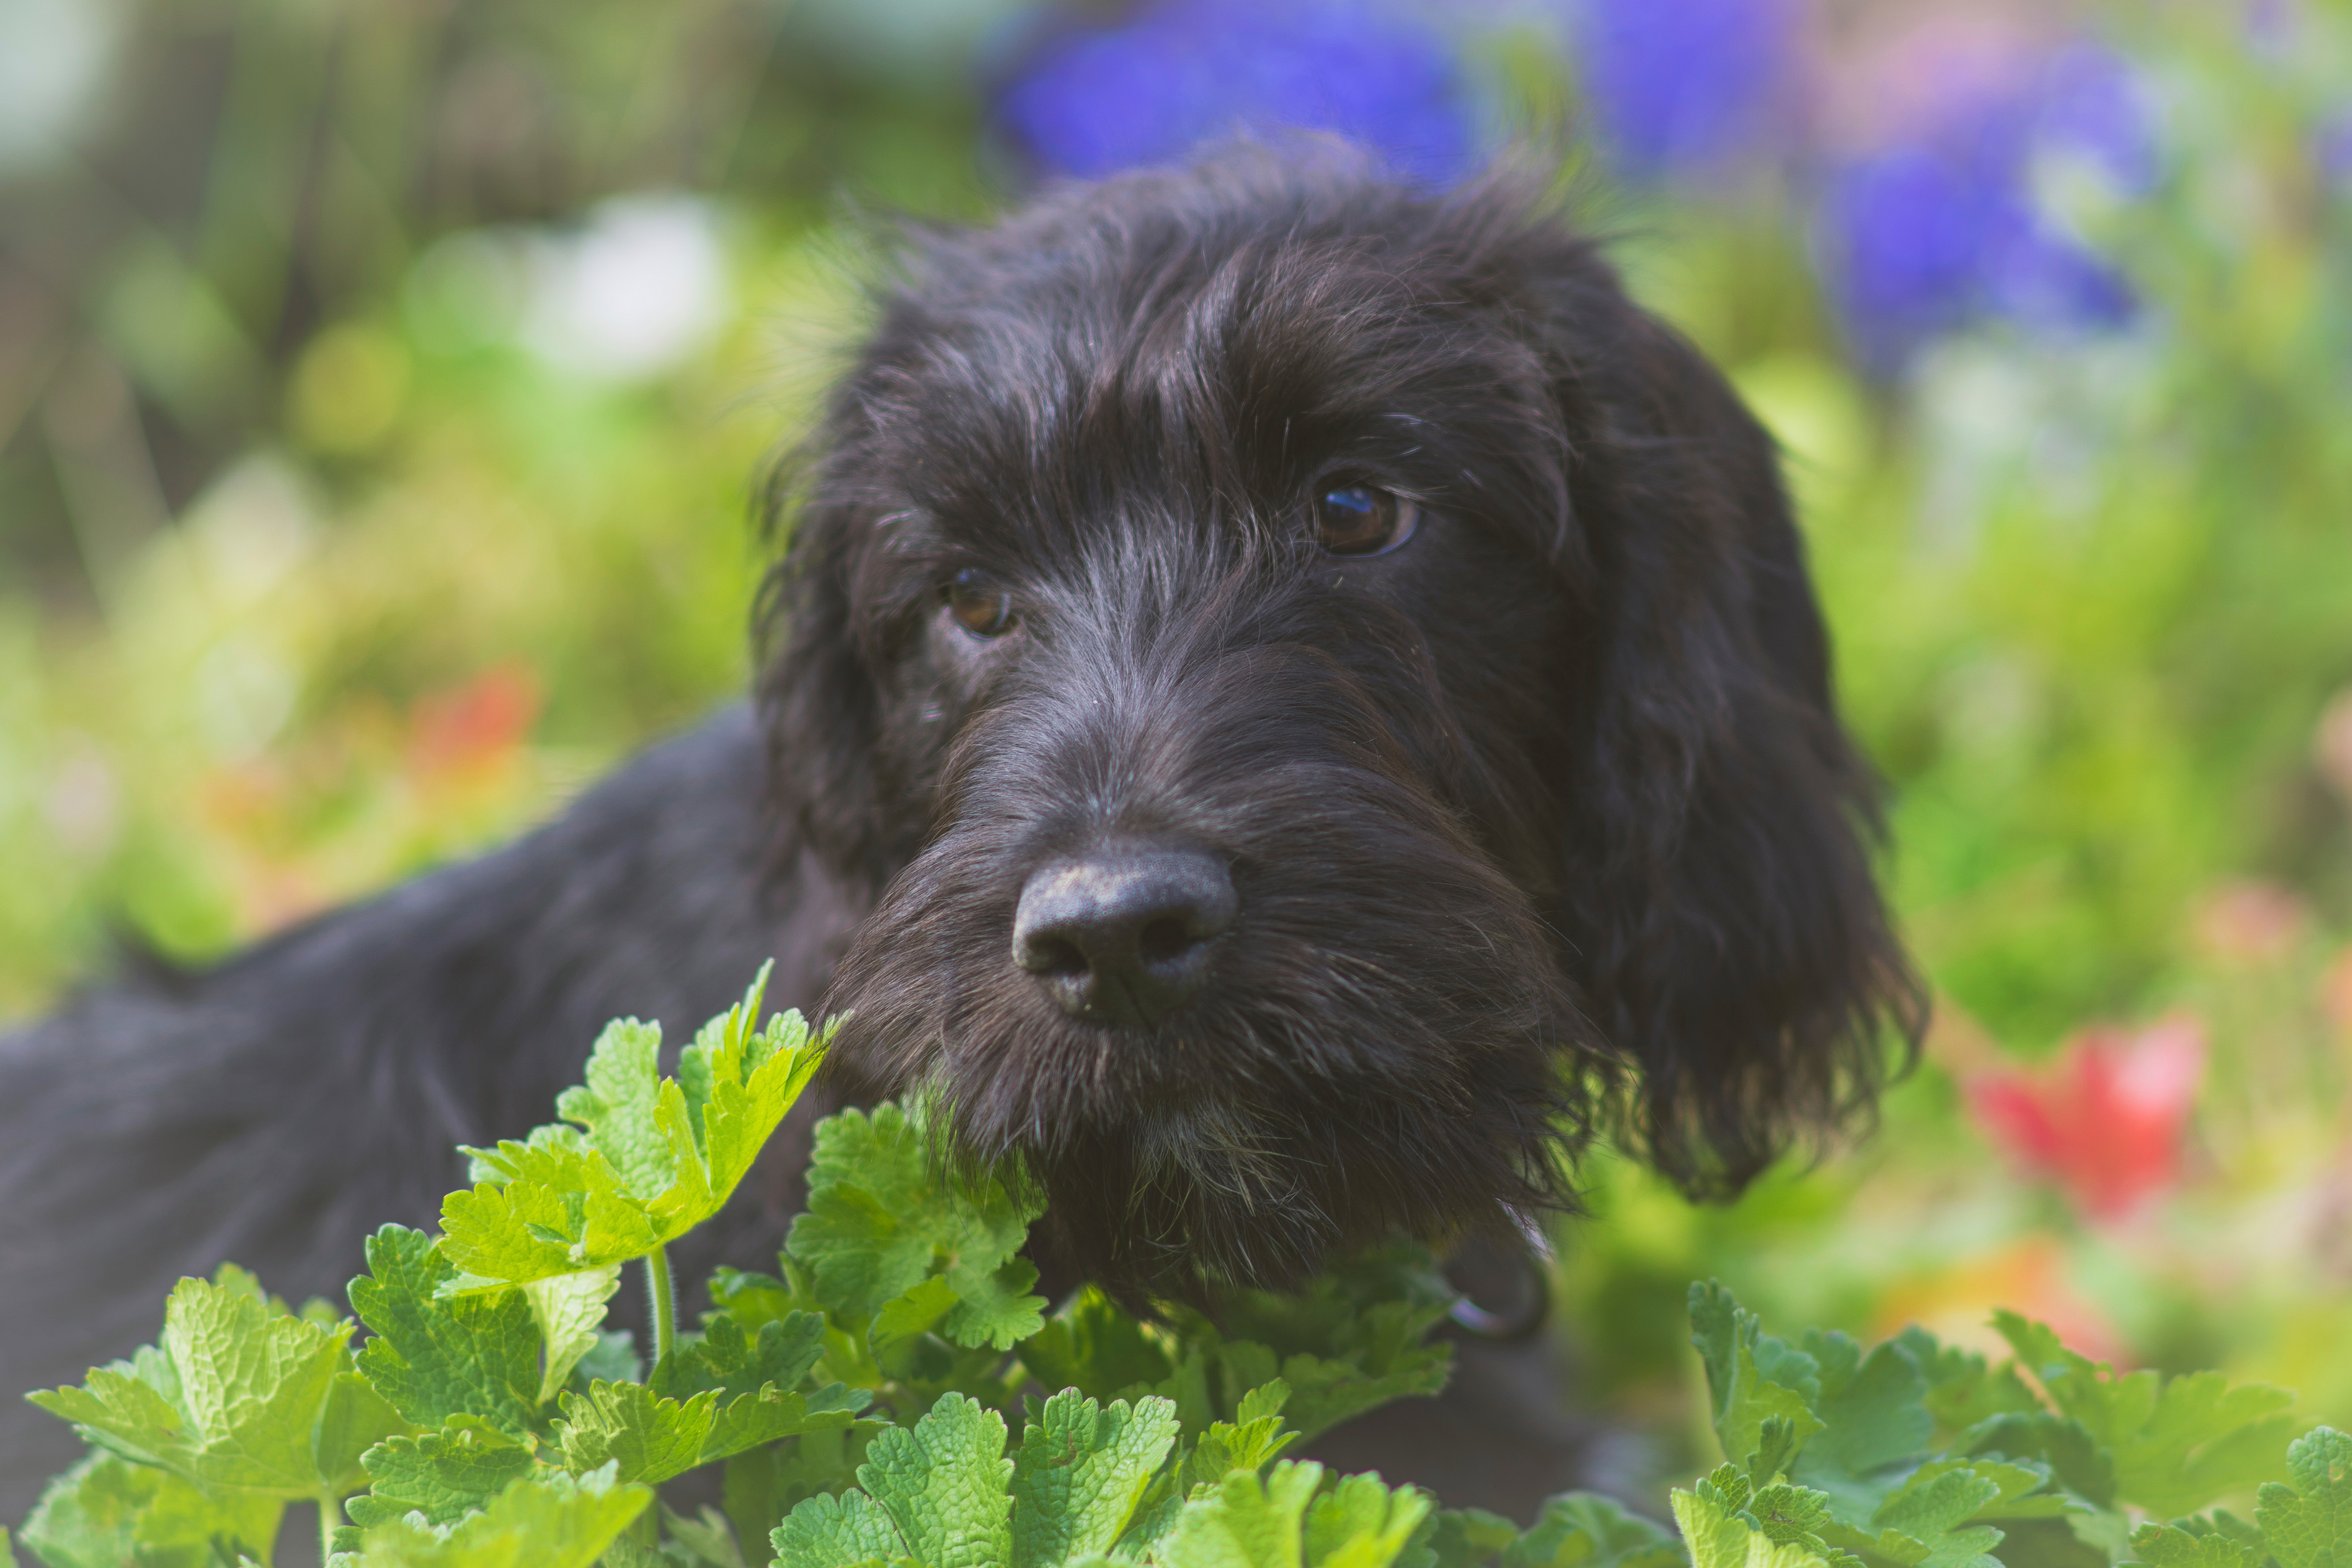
[944,569,1017,638]
[1312,485,1420,555]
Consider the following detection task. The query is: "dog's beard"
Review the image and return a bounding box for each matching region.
[820,754,1597,1301]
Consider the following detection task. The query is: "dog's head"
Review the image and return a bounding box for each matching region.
[757,146,1926,1300]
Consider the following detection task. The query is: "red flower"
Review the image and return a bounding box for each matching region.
[1966,1016,2205,1222]
[404,665,542,792]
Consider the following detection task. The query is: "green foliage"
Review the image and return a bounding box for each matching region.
[23,974,2352,1568]
[1651,1283,2339,1568]
[443,967,831,1291]
[787,1102,1047,1355]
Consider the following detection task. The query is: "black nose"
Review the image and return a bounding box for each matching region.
[1013,844,1237,1027]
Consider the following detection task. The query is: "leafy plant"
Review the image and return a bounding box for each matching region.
[13,972,1458,1567]
[19,971,2352,1568]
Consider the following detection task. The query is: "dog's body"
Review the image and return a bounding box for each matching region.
[0,148,1924,1524]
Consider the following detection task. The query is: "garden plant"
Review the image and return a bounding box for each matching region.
[11,972,2351,1568]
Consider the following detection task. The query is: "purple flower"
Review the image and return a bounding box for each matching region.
[998,0,1475,185]
[1572,0,1799,178]
[2318,109,2352,190]
[1818,40,2150,369]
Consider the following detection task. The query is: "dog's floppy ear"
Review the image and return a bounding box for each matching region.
[754,477,896,890]
[1546,290,1929,1199]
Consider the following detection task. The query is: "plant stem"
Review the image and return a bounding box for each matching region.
[644,1245,676,1368]
[320,1492,339,1560]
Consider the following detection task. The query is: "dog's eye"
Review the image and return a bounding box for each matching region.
[944,569,1017,638]
[1312,485,1420,556]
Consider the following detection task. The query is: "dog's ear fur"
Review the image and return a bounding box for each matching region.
[756,470,895,891]
[1539,277,1928,1199]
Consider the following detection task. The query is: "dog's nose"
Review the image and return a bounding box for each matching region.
[1013,845,1237,1027]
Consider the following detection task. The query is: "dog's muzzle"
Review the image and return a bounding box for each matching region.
[1011,842,1237,1028]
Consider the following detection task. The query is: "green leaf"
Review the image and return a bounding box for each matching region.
[1182,1382,1301,1496]
[785,1102,1046,1348]
[2256,1425,2352,1568]
[1690,1283,1828,1481]
[1838,1462,2007,1568]
[21,1451,281,1568]
[1422,1509,1523,1568]
[1673,1475,1835,1568]
[1500,1493,1689,1568]
[869,1277,964,1368]
[854,1391,1016,1568]
[349,1225,544,1439]
[440,974,831,1290]
[656,1312,829,1403]
[1009,1391,1180,1566]
[700,1381,873,1465]
[1790,1335,1933,1528]
[1304,1471,1436,1568]
[648,1311,869,1462]
[345,1416,537,1527]
[2129,1522,2263,1568]
[30,1274,369,1500]
[523,1266,623,1405]
[440,1130,665,1285]
[1156,1458,1324,1568]
[1993,1313,2296,1517]
[316,1371,416,1499]
[327,1462,652,1568]
[1153,1458,1427,1568]
[551,1380,718,1485]
[1019,1289,1177,1403]
[772,1490,907,1568]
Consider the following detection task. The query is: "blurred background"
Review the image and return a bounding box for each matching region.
[2,0,2349,1488]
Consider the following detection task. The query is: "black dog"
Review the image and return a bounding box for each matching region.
[0,144,1924,1523]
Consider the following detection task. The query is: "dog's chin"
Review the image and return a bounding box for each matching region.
[823,923,1594,1299]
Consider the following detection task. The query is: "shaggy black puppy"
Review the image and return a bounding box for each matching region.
[0,145,1924,1522]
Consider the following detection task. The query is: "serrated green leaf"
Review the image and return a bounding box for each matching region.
[551,1379,717,1485]
[772,1490,907,1568]
[1673,1476,1835,1568]
[701,1381,872,1464]
[20,1451,281,1568]
[554,1019,680,1203]
[440,975,831,1291]
[30,1275,366,1500]
[440,1132,665,1284]
[855,1391,1015,1568]
[656,1312,829,1403]
[523,1266,622,1406]
[785,1103,1045,1345]
[1021,1290,1178,1403]
[1010,1391,1180,1567]
[346,1416,536,1527]
[1993,1314,2295,1518]
[1790,1333,1932,1524]
[1259,1343,1449,1446]
[2129,1522,2263,1568]
[1690,1283,1828,1481]
[329,1462,651,1568]
[1953,1412,2115,1511]
[1860,1463,2007,1568]
[1526,1495,1682,1568]
[948,1255,1049,1352]
[349,1226,543,1439]
[1156,1458,1326,1568]
[1305,1471,1435,1568]
[2256,1425,2352,1568]
[870,1277,963,1367]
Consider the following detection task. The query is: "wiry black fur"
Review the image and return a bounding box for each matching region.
[0,145,1924,1526]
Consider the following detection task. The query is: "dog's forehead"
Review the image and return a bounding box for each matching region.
[845,179,1561,529]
